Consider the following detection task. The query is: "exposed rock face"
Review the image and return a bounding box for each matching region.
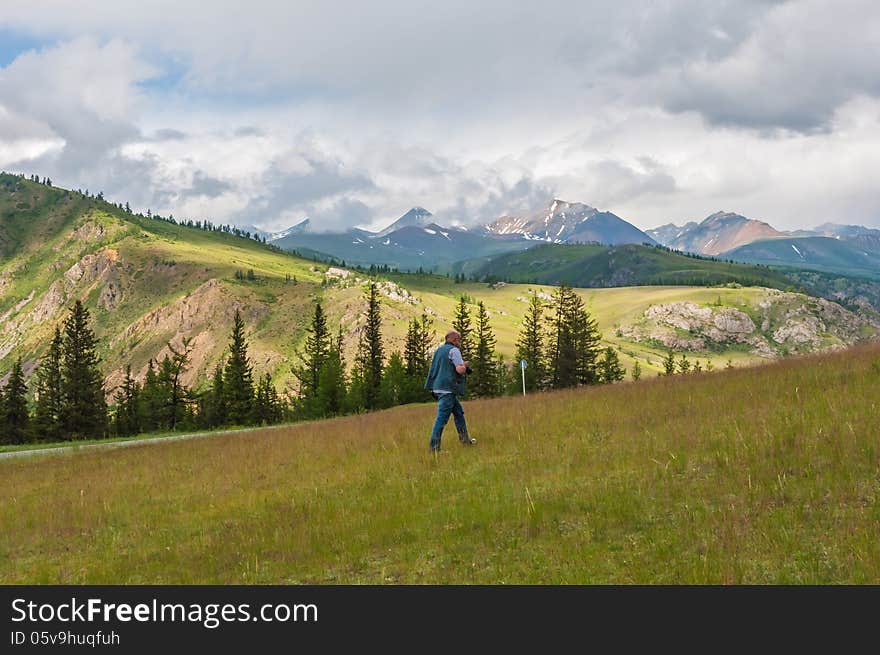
[618,291,878,358]
[64,249,119,289]
[114,279,242,345]
[0,248,125,360]
[30,281,66,325]
[107,279,272,392]
[73,221,107,243]
[99,280,123,310]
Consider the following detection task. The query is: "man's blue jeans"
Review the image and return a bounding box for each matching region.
[430,393,467,451]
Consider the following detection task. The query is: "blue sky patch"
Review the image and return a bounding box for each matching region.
[0,28,52,67]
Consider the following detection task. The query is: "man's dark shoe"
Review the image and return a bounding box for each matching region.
[459,433,476,446]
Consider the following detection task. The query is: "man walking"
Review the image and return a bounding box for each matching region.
[424,330,477,453]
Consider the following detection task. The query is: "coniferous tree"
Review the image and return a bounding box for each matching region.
[663,351,677,376]
[314,329,347,418]
[379,352,407,408]
[471,301,498,397]
[402,314,433,403]
[113,364,141,437]
[548,284,600,389]
[60,301,107,439]
[678,354,691,375]
[223,309,254,424]
[357,283,384,410]
[404,314,433,378]
[598,347,626,383]
[347,329,369,414]
[33,326,64,442]
[139,360,162,432]
[2,359,30,444]
[570,295,601,386]
[631,360,642,381]
[292,302,331,401]
[452,296,473,361]
[204,363,227,428]
[514,292,547,392]
[254,373,282,425]
[156,338,193,430]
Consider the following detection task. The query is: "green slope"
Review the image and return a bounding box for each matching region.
[1,174,876,398]
[456,242,796,289]
[3,342,879,583]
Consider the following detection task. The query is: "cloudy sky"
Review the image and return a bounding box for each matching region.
[1,0,879,233]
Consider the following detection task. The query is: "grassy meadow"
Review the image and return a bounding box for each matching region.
[2,342,879,584]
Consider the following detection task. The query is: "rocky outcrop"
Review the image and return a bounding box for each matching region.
[113,279,247,346]
[618,291,878,358]
[324,267,420,305]
[64,249,120,290]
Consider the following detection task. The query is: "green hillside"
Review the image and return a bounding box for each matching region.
[456,242,796,289]
[1,174,876,400]
[2,342,879,583]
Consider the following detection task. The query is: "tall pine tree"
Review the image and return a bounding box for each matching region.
[156,338,193,431]
[113,364,141,437]
[515,292,547,392]
[60,301,107,440]
[598,347,626,383]
[2,358,30,444]
[470,301,498,397]
[379,352,407,408]
[33,326,64,442]
[314,329,348,418]
[404,314,433,377]
[403,314,433,402]
[292,301,331,401]
[570,294,601,386]
[356,283,384,410]
[452,296,473,361]
[254,373,282,425]
[548,284,601,389]
[139,360,162,433]
[223,309,254,424]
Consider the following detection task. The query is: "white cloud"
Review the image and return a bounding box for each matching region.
[0,2,878,233]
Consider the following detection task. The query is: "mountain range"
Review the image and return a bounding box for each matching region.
[265,199,879,281]
[485,199,657,246]
[268,199,656,271]
[646,212,880,280]
[647,211,784,256]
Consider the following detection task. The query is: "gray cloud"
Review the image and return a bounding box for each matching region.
[443,176,558,226]
[179,171,232,199]
[649,0,880,131]
[151,128,187,141]
[233,157,376,231]
[0,37,153,191]
[309,197,374,232]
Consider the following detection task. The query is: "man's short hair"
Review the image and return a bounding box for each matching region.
[445,330,460,343]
